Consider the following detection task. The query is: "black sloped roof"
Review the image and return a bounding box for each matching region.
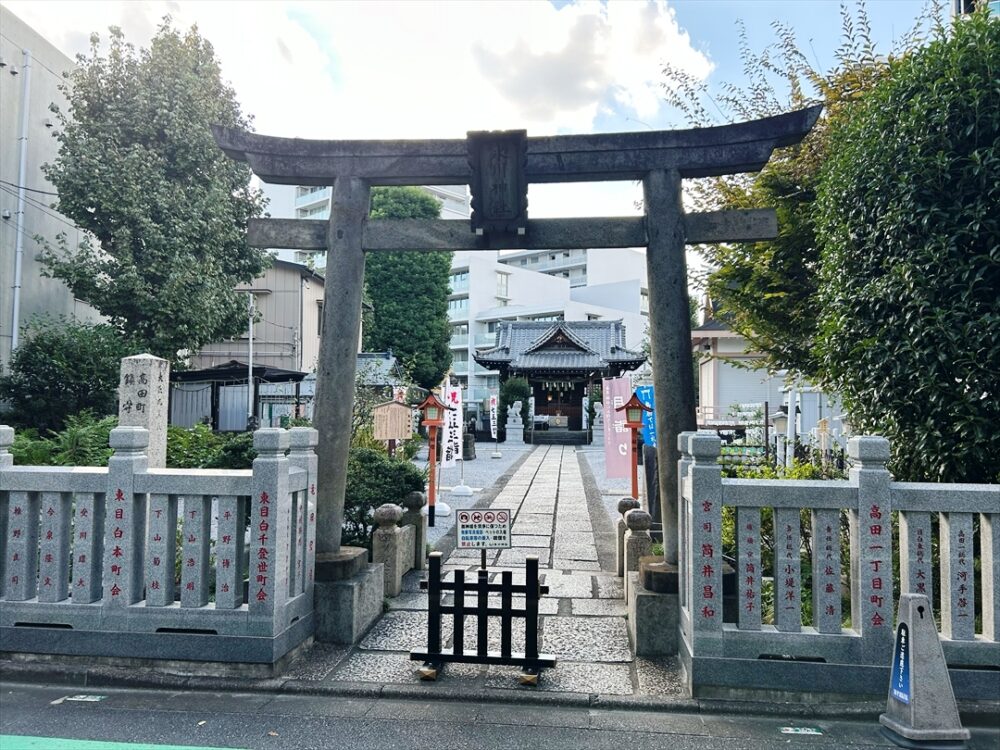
[474,321,645,376]
[171,360,307,383]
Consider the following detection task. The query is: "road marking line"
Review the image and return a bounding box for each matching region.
[0,735,250,750]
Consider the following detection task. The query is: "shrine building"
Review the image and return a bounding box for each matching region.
[475,320,646,444]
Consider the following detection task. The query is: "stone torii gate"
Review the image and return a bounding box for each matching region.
[213,106,820,585]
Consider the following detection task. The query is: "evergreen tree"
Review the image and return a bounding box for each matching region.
[40,20,269,362]
[363,187,452,389]
[815,10,1000,482]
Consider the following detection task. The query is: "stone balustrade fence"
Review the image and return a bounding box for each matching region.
[678,431,999,699]
[0,425,318,665]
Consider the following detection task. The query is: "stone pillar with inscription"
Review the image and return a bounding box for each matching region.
[688,432,723,655]
[104,427,149,610]
[118,354,170,468]
[848,436,894,663]
[249,429,290,635]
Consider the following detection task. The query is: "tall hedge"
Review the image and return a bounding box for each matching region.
[815,11,1000,482]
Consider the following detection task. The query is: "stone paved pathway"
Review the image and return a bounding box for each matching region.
[288,445,684,698]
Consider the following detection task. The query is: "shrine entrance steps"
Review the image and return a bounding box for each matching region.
[525,430,590,446]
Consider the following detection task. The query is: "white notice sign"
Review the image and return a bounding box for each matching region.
[456,509,511,549]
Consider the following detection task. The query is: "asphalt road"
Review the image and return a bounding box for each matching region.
[2,682,998,750]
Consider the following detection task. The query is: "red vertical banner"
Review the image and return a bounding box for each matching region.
[602,376,631,479]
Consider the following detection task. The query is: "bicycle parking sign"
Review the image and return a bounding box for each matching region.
[456,509,511,549]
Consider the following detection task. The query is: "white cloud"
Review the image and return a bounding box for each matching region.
[3,0,712,217]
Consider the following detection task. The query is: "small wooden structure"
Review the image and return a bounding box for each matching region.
[411,552,554,684]
[476,320,645,443]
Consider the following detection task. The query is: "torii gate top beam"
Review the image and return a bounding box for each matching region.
[212,105,821,186]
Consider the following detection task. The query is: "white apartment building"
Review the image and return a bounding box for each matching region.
[498,247,649,311]
[261,183,471,269]
[450,249,648,424]
[260,182,650,420]
[0,7,102,371]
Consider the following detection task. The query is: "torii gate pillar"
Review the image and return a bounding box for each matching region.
[313,177,370,560]
[643,169,696,566]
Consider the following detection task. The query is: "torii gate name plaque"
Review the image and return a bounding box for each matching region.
[213,106,821,585]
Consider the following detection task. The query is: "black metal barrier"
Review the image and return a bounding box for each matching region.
[410,551,556,682]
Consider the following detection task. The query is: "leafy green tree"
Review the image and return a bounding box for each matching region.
[39,20,269,362]
[363,187,452,389]
[662,4,935,379]
[0,319,140,432]
[815,10,1000,483]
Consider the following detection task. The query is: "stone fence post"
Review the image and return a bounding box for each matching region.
[401,490,427,571]
[249,429,291,635]
[688,432,723,655]
[849,435,894,663]
[373,503,413,597]
[104,427,149,613]
[0,426,11,597]
[624,508,652,601]
[616,497,640,577]
[288,427,319,597]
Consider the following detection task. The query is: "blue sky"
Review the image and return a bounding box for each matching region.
[605,0,937,131]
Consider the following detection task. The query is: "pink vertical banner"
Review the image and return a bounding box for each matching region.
[603,376,631,479]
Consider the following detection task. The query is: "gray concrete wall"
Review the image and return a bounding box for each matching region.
[0,6,102,372]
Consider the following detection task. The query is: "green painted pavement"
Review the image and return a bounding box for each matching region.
[0,736,248,750]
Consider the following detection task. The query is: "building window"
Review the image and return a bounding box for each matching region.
[453,350,468,362]
[587,314,600,321]
[298,204,328,219]
[448,297,469,313]
[496,272,509,298]
[519,259,527,266]
[452,323,468,335]
[317,301,324,336]
[297,185,327,198]
[530,256,538,263]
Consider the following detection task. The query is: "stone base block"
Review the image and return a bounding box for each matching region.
[627,571,678,657]
[639,557,679,593]
[314,563,384,645]
[315,546,368,582]
[0,613,313,665]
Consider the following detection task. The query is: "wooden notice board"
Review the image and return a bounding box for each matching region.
[373,401,414,441]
